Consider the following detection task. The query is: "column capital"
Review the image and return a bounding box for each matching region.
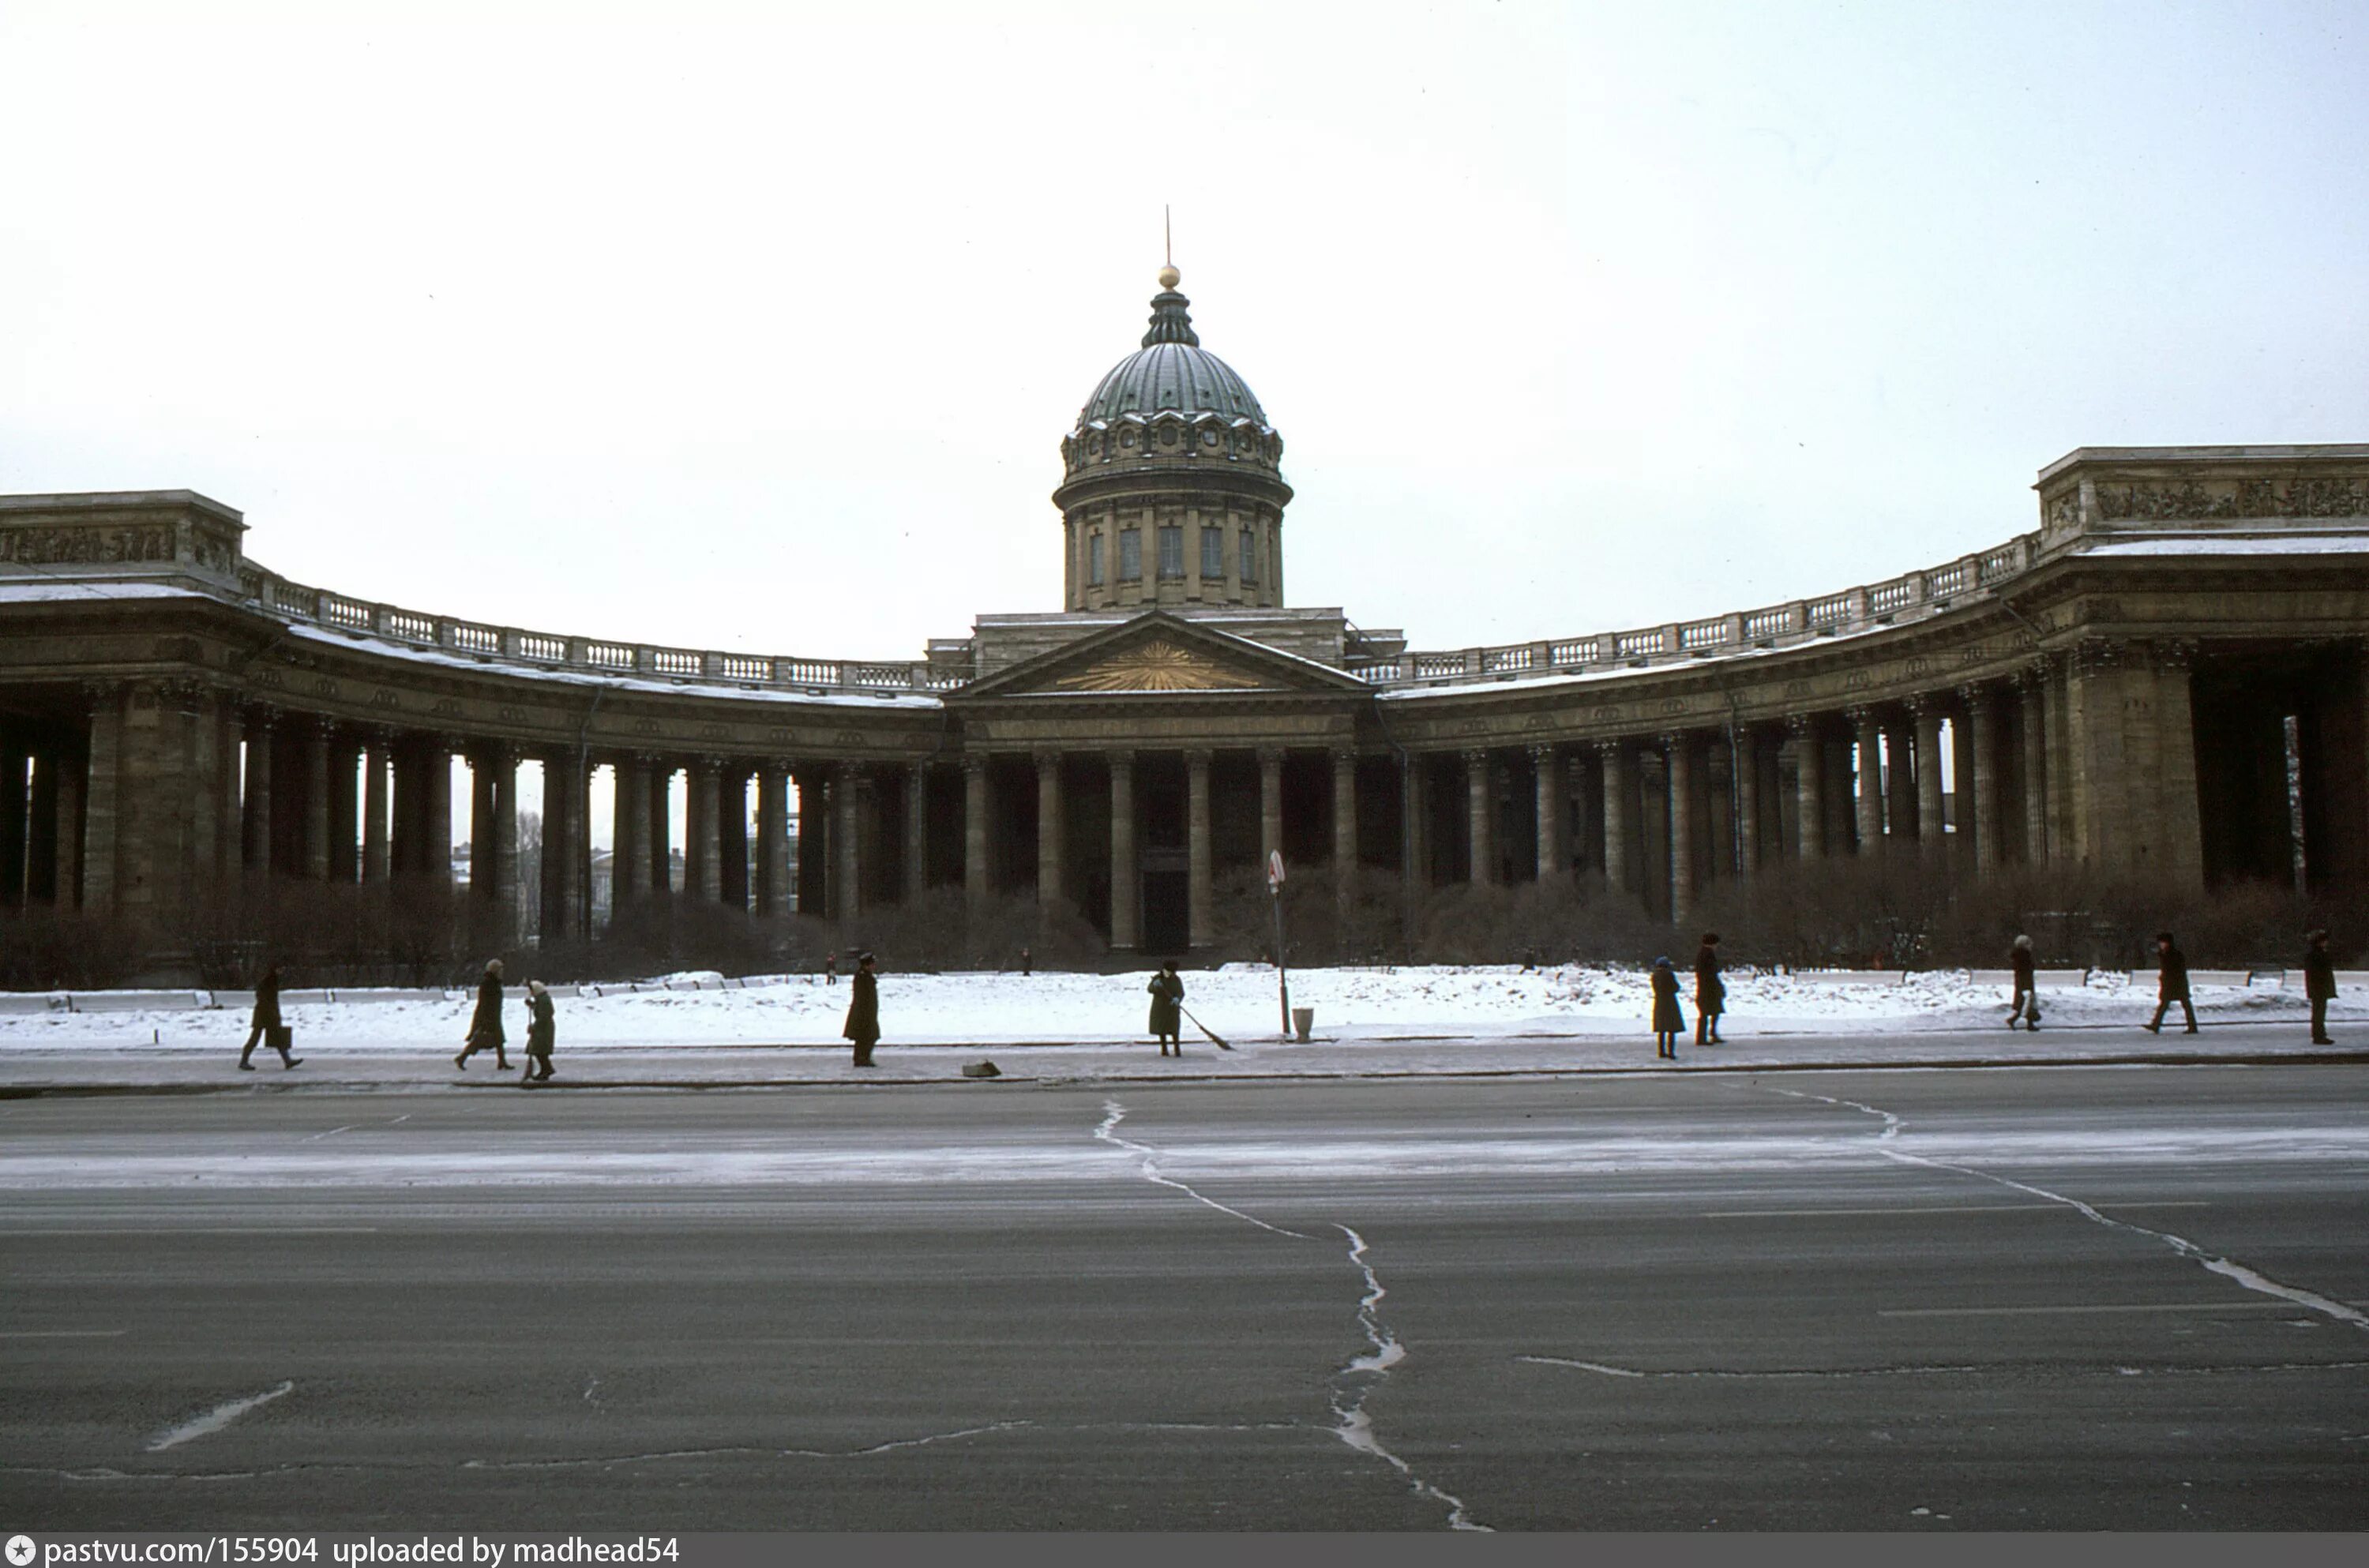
[1183,748,1213,771]
[1106,748,1136,773]
[959,753,989,779]
[1331,746,1360,770]
[1256,745,1286,768]
[1034,748,1064,775]
[1902,692,1936,717]
[1526,742,1556,764]
[2149,636,2199,671]
[1785,713,1818,739]
[1595,737,1626,759]
[1844,704,1879,727]
[2072,636,2129,673]
[1460,746,1490,768]
[2014,655,2056,688]
[1954,681,1996,711]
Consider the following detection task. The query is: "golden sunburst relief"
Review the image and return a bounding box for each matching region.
[1053,639,1264,692]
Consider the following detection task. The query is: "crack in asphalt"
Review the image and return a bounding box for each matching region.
[1763,1085,2369,1334]
[1093,1100,1486,1531]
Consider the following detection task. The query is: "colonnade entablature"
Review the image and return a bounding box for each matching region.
[5,443,2369,977]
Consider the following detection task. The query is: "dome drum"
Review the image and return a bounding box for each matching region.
[1056,273,1293,613]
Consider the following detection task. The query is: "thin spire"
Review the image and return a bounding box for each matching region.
[1157,206,1181,293]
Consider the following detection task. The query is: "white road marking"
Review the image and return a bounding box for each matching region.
[1701,1202,2211,1218]
[1880,1300,2369,1319]
[1766,1086,2369,1334]
[146,1380,294,1451]
[3,1228,379,1237]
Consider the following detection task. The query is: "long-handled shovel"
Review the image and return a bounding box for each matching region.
[1181,1006,1233,1050]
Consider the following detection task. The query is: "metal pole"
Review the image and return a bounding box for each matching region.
[1271,885,1291,1038]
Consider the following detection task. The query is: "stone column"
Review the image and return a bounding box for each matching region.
[1950,706,1977,871]
[302,722,332,882]
[1186,748,1213,948]
[1911,697,1946,860]
[1402,752,1429,898]
[2043,656,2076,864]
[321,733,355,885]
[1,727,32,908]
[1257,747,1285,875]
[1849,707,1883,857]
[241,708,275,877]
[1464,748,1494,887]
[55,741,82,910]
[423,738,454,891]
[2018,666,2050,865]
[2149,640,2206,891]
[1036,750,1065,909]
[215,701,242,894]
[753,763,787,916]
[1883,711,1916,853]
[1733,727,1760,876]
[1665,734,1695,928]
[362,735,391,884]
[718,767,749,911]
[1332,748,1358,921]
[614,756,649,904]
[903,764,927,902]
[1962,685,2000,874]
[543,752,584,941]
[685,757,719,902]
[1598,741,1629,896]
[81,683,125,915]
[1109,752,1139,951]
[648,760,675,895]
[1789,717,1823,860]
[833,761,862,934]
[962,756,989,916]
[1530,745,1563,883]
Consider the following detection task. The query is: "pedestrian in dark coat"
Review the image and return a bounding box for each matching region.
[520,981,557,1085]
[1147,964,1185,1056]
[1650,957,1685,1060]
[456,958,512,1070]
[2143,932,2197,1034]
[2007,935,2040,1030]
[843,952,880,1067]
[1692,932,1725,1045]
[2304,928,2337,1045]
[237,964,301,1070]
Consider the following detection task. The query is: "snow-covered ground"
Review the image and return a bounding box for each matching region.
[0,963,2356,1052]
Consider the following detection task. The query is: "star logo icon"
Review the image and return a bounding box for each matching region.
[6,1534,36,1566]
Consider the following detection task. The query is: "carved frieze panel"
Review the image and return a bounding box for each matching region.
[2094,476,2369,521]
[0,526,174,565]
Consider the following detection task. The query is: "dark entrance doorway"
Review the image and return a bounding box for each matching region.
[1139,756,1189,955]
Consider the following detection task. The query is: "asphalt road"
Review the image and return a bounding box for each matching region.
[4,1065,2366,1531]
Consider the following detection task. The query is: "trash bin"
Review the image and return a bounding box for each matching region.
[1291,1007,1315,1042]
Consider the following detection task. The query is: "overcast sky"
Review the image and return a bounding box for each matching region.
[4,0,2364,663]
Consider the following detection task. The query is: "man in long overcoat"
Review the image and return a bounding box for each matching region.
[1691,933,1725,1046]
[2142,932,2196,1034]
[2304,928,2337,1045]
[1147,963,1184,1056]
[2007,935,2040,1030]
[237,963,300,1070]
[456,958,512,1070]
[843,952,880,1067]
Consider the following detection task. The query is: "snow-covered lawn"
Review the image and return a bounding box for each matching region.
[0,963,2352,1052]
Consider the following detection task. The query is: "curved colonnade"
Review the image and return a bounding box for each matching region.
[2,444,2367,978]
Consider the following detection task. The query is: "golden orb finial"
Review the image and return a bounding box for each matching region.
[1158,264,1181,290]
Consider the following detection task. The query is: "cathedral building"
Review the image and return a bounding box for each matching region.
[3,267,2367,978]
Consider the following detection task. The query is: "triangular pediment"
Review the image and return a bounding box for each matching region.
[951,611,1371,701]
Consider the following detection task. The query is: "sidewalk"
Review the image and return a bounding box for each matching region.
[2,1019,2359,1094]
